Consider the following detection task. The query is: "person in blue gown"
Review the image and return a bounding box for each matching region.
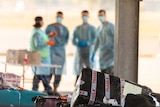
[92,10,115,75]
[72,10,97,82]
[45,11,69,95]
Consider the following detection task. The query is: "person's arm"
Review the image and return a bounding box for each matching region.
[93,35,99,54]
[91,28,100,62]
[64,27,69,45]
[55,26,69,46]
[45,25,50,35]
[109,23,115,49]
[90,26,97,45]
[33,33,46,48]
[111,24,115,44]
[93,26,101,54]
[72,27,79,46]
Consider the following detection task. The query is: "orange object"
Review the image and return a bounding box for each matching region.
[23,54,28,65]
[46,39,54,46]
[49,31,57,37]
[18,86,24,90]
[60,96,67,101]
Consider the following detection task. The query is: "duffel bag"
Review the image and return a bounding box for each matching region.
[0,72,21,89]
[124,93,160,107]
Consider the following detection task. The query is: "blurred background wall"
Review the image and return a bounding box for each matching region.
[0,0,160,54]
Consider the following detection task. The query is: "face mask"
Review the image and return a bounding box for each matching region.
[56,17,62,23]
[82,16,88,23]
[99,16,105,23]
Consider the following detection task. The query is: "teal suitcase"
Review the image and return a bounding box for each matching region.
[0,89,46,107]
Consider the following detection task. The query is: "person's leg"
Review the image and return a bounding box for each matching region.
[32,75,40,91]
[53,75,61,93]
[41,75,53,95]
[48,74,52,82]
[101,66,114,75]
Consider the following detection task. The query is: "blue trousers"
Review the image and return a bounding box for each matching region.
[50,75,61,89]
[32,75,52,94]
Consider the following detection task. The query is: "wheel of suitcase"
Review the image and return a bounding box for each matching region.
[33,96,68,107]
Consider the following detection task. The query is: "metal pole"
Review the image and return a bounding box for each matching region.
[115,0,142,83]
[22,65,25,87]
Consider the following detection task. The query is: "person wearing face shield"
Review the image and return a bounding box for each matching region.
[45,11,69,95]
[91,9,115,75]
[72,10,97,82]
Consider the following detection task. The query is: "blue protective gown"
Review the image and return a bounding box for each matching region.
[45,23,69,75]
[93,22,114,70]
[72,24,96,75]
[30,28,51,75]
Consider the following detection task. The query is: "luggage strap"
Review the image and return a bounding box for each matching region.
[104,75,125,106]
[120,78,125,107]
[149,93,160,107]
[104,74,110,102]
[8,89,21,107]
[88,70,97,105]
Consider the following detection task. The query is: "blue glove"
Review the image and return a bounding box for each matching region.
[78,41,88,47]
[91,53,95,62]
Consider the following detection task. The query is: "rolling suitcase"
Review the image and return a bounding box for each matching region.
[33,96,68,107]
[0,89,46,107]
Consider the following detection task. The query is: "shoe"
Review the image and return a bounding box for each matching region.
[53,87,57,93]
[53,87,61,96]
[42,90,47,94]
[47,91,54,96]
[53,91,61,96]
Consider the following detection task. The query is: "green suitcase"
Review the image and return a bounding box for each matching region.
[0,89,46,107]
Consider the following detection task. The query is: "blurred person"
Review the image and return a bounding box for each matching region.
[72,10,97,82]
[45,11,69,95]
[92,9,115,75]
[30,16,53,95]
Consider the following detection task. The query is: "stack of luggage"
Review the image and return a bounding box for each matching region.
[70,67,160,107]
[71,67,123,107]
[3,68,159,107]
[0,72,46,107]
[32,67,160,107]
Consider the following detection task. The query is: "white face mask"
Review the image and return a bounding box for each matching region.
[56,17,62,23]
[82,16,88,23]
[99,16,105,23]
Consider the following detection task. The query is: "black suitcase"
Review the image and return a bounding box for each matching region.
[71,68,121,107]
[71,67,152,107]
